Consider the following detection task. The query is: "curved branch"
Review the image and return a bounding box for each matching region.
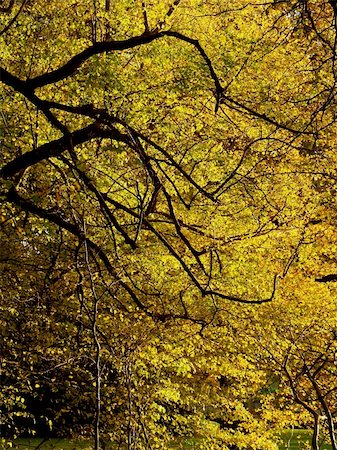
[26,32,166,89]
[103,193,278,304]
[0,122,127,178]
[220,94,313,135]
[59,155,137,249]
[164,31,223,108]
[0,67,69,134]
[3,188,213,323]
[0,0,28,37]
[37,101,218,203]
[3,187,150,315]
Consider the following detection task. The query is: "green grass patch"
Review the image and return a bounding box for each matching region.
[3,431,334,449]
[279,429,332,449]
[1,439,95,450]
[2,437,204,450]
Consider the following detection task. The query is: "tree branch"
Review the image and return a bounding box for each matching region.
[26,32,167,89]
[0,122,126,178]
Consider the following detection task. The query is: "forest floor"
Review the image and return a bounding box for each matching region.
[279,429,332,449]
[2,430,333,449]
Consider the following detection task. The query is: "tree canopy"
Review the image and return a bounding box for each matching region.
[2,0,337,449]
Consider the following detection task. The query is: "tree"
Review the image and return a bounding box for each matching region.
[240,274,337,450]
[2,0,337,448]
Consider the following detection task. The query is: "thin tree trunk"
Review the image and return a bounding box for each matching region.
[93,304,101,450]
[312,413,320,450]
[84,225,102,450]
[307,368,337,450]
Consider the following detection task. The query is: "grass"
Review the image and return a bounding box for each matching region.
[2,431,334,449]
[1,439,94,450]
[279,429,332,450]
[1,438,203,450]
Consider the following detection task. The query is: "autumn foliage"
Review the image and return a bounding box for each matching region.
[2,0,337,449]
